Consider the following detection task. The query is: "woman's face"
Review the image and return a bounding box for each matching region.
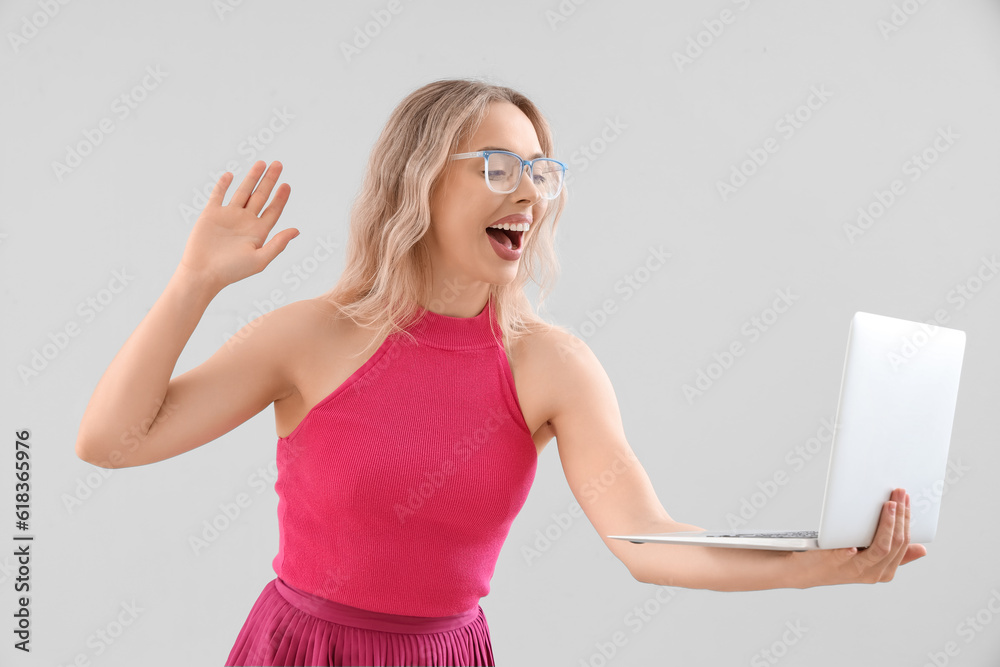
[426,101,549,304]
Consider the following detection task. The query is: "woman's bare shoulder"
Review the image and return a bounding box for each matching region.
[518,324,584,361]
[252,299,347,362]
[277,297,353,336]
[528,325,613,396]
[511,324,589,384]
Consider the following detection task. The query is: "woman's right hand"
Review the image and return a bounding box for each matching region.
[178,160,298,292]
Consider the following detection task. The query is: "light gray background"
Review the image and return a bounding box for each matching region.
[2,1,999,665]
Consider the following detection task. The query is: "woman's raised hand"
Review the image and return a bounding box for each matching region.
[178,160,298,292]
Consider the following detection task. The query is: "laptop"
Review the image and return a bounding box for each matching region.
[607,311,966,552]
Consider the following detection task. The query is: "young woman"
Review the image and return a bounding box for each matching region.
[75,78,925,667]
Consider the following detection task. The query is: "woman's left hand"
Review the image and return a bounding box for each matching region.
[796,487,927,587]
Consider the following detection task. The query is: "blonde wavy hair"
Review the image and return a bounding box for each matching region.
[318,77,571,360]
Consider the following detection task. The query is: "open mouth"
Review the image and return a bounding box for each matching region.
[486,227,523,250]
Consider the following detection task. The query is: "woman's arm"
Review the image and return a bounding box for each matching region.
[75,265,219,463]
[625,491,918,591]
[625,531,802,591]
[76,161,297,467]
[542,330,921,592]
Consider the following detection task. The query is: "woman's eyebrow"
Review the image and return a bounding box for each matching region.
[478,146,545,160]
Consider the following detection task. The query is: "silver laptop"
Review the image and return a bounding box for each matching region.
[607,311,966,552]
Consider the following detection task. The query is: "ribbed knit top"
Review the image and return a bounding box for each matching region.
[271,294,539,617]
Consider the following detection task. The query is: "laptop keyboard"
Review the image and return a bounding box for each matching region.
[703,530,818,538]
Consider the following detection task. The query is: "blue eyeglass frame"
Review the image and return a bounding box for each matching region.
[448,150,568,199]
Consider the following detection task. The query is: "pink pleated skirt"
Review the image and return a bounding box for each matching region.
[225,578,495,666]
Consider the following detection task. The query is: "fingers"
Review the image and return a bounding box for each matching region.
[874,488,910,582]
[844,488,921,584]
[881,489,909,581]
[875,496,898,560]
[850,499,889,576]
[258,227,300,268]
[891,489,908,559]
[259,182,292,229]
[229,160,269,209]
[207,162,286,212]
[900,543,927,566]
[245,161,285,215]
[209,171,234,207]
[902,491,911,552]
[892,491,912,567]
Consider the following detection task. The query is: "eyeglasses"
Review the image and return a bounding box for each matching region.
[449,150,567,200]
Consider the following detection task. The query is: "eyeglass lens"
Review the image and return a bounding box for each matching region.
[486,153,563,199]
